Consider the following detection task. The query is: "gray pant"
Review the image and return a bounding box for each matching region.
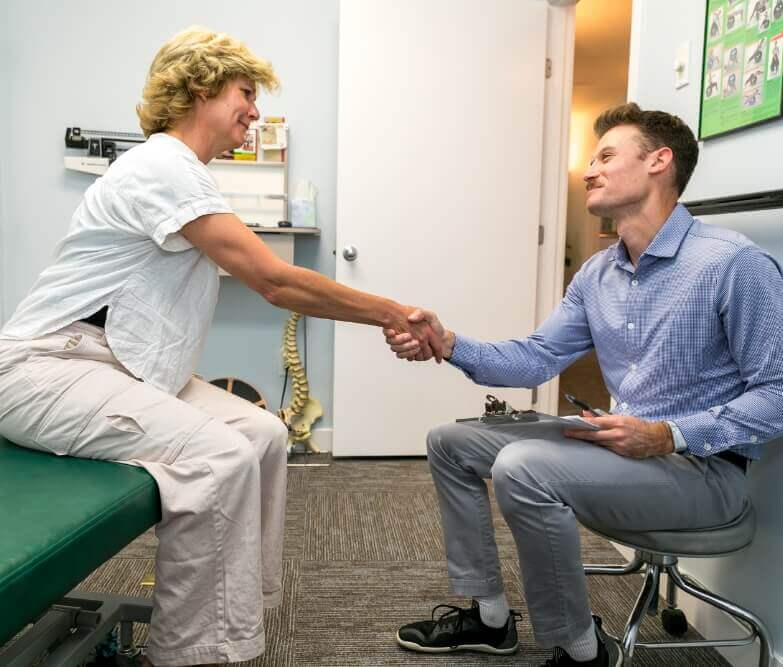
[426,420,748,648]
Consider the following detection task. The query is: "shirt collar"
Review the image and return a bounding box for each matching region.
[611,203,695,266]
[642,203,695,259]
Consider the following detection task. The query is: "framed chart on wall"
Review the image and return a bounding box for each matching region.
[700,0,783,139]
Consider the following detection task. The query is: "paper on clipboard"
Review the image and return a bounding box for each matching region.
[547,414,601,430]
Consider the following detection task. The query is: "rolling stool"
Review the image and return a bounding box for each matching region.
[580,500,773,666]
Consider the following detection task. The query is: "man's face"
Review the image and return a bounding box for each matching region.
[582,124,658,218]
[202,75,260,151]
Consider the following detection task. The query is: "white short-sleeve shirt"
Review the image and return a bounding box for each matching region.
[1,133,233,395]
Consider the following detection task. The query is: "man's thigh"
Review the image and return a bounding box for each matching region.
[428,421,534,478]
[491,437,748,531]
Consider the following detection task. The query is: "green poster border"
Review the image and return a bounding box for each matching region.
[698,0,783,140]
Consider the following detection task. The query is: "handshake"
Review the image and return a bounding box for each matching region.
[383,308,454,363]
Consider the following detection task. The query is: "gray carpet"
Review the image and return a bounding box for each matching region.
[74,457,729,666]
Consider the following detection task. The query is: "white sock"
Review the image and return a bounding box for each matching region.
[473,592,510,628]
[562,619,598,662]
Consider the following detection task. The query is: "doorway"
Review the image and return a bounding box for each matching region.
[557,0,633,416]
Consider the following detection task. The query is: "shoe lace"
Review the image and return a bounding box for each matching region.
[430,605,523,645]
[430,604,471,637]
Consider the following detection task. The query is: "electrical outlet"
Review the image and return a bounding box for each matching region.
[674,41,690,89]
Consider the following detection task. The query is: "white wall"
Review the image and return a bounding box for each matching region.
[630,2,783,664]
[2,1,338,427]
[0,1,9,324]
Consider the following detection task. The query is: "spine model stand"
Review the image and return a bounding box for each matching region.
[278,312,323,454]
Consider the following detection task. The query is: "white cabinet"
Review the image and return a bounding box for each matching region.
[207,158,288,228]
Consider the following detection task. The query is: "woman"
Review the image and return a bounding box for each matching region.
[0,27,439,667]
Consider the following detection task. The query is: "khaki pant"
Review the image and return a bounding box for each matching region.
[0,322,289,666]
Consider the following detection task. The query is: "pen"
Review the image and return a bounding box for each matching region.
[564,393,607,417]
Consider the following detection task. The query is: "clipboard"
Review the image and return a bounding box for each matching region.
[456,412,600,431]
[455,395,601,435]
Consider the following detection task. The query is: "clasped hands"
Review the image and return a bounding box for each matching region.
[390,307,447,363]
[384,309,674,459]
[384,308,451,362]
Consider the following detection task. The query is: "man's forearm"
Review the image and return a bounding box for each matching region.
[673,385,783,457]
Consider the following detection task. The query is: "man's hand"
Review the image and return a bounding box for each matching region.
[387,307,445,363]
[564,412,674,459]
[383,309,454,362]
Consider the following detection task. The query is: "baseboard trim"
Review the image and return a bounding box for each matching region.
[309,427,332,452]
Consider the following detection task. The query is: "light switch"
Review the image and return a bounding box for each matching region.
[674,41,690,89]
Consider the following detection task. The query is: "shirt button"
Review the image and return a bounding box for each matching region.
[750,435,758,443]
[631,279,639,286]
[620,402,628,410]
[630,363,637,371]
[704,443,712,451]
[627,322,635,330]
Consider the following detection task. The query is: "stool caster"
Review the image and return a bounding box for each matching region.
[661,607,688,637]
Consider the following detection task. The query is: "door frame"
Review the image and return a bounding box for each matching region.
[534,4,577,416]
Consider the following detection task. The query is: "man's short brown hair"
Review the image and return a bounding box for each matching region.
[593,103,699,196]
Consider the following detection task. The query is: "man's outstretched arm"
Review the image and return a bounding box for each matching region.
[383,285,595,389]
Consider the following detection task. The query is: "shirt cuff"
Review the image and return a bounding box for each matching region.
[448,333,481,374]
[666,420,688,454]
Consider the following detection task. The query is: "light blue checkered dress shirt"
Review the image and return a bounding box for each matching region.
[450,204,783,460]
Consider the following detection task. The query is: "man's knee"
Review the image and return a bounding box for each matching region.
[426,422,466,463]
[490,440,553,503]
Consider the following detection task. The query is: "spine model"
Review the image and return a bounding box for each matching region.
[278,312,323,453]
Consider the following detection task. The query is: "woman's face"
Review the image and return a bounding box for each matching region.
[202,75,260,151]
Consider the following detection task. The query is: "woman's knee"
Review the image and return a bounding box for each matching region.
[190,419,259,474]
[246,410,289,455]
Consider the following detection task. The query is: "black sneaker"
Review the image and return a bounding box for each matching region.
[396,601,521,654]
[540,616,623,666]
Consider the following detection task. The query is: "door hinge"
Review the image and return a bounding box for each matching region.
[531,387,538,404]
[545,58,552,79]
[538,225,545,245]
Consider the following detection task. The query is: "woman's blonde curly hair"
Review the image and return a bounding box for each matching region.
[136,26,280,137]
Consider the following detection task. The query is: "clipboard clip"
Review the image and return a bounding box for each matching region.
[456,394,539,425]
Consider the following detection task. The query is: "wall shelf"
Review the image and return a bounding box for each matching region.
[209,159,286,168]
[247,226,320,236]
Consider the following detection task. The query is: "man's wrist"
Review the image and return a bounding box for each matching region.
[665,420,687,454]
[443,330,456,360]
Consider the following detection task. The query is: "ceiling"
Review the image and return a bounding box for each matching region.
[573,0,633,88]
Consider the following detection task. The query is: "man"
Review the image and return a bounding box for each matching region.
[384,103,783,666]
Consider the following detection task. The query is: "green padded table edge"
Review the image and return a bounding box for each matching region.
[0,437,161,646]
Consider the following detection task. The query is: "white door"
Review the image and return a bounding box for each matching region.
[334,0,552,456]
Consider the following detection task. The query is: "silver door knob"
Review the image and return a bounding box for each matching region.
[342,245,358,261]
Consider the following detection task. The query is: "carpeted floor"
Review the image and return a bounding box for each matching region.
[73,456,730,666]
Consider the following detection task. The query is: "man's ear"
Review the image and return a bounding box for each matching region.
[648,146,674,176]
